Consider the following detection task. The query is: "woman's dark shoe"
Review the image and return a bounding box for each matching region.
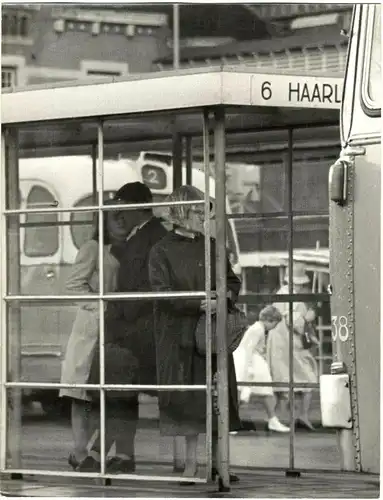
[212,467,239,483]
[295,418,315,431]
[68,453,79,470]
[76,455,101,472]
[106,456,136,474]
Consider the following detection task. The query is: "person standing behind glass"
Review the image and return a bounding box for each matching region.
[266,265,319,430]
[60,200,128,469]
[84,182,168,474]
[233,305,290,433]
[149,185,241,484]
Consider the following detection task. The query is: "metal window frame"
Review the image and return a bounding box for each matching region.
[360,4,381,116]
[0,115,217,483]
[1,109,335,482]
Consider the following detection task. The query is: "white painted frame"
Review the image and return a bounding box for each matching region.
[2,66,343,125]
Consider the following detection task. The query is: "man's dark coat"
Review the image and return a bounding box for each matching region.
[88,217,167,400]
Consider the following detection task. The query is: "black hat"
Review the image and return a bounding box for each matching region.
[114,182,152,204]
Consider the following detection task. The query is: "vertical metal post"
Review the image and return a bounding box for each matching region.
[214,107,230,489]
[318,272,324,376]
[185,136,193,186]
[92,143,97,205]
[241,268,248,317]
[173,4,180,69]
[97,121,106,476]
[0,131,8,471]
[287,128,296,472]
[6,129,22,471]
[203,110,212,480]
[172,131,183,190]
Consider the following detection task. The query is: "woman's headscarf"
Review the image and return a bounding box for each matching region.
[165,185,215,235]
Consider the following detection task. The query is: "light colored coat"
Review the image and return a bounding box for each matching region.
[60,239,119,401]
[266,285,318,393]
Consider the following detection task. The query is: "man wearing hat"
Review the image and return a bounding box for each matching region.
[83,182,167,473]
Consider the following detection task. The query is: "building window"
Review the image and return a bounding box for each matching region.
[87,70,122,78]
[2,12,30,37]
[1,67,17,88]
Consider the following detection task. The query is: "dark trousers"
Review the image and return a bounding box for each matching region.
[91,396,139,458]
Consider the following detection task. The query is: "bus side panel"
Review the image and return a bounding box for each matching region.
[329,161,359,469]
[353,144,380,474]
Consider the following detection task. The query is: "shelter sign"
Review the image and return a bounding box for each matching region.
[251,74,343,109]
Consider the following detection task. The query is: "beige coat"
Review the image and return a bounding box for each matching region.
[266,285,318,393]
[60,239,119,401]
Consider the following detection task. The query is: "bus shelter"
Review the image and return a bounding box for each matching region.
[1,67,343,489]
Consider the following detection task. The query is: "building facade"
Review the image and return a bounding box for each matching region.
[154,4,353,73]
[1,4,354,90]
[1,5,170,88]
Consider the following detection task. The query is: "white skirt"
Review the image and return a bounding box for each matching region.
[238,352,274,401]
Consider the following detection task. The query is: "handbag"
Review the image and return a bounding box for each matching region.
[300,321,316,349]
[194,306,248,355]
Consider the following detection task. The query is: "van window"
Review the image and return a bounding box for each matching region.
[71,192,116,249]
[362,5,381,113]
[24,185,59,257]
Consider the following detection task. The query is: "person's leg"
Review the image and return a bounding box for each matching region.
[173,436,184,472]
[299,391,313,423]
[263,395,290,432]
[183,434,198,477]
[275,392,289,419]
[71,399,92,462]
[263,395,277,420]
[112,398,138,460]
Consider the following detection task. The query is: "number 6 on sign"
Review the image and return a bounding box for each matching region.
[261,81,272,101]
[331,316,349,342]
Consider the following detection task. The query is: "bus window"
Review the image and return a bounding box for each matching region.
[362,5,381,114]
[24,185,59,257]
[142,153,172,166]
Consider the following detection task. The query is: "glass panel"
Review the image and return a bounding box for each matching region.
[367,5,381,108]
[6,389,209,477]
[292,203,338,469]
[234,215,290,468]
[5,120,99,297]
[6,301,97,385]
[215,129,289,215]
[292,126,339,214]
[292,133,333,379]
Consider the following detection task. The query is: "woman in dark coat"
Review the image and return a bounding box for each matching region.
[148,185,241,482]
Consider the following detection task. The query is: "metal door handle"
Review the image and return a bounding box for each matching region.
[46,269,55,279]
[342,146,366,157]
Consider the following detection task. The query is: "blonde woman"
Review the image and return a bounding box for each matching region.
[60,200,128,469]
[234,305,290,433]
[149,185,241,484]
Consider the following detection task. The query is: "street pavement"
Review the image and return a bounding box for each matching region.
[14,395,340,471]
[1,400,379,498]
[1,468,379,498]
